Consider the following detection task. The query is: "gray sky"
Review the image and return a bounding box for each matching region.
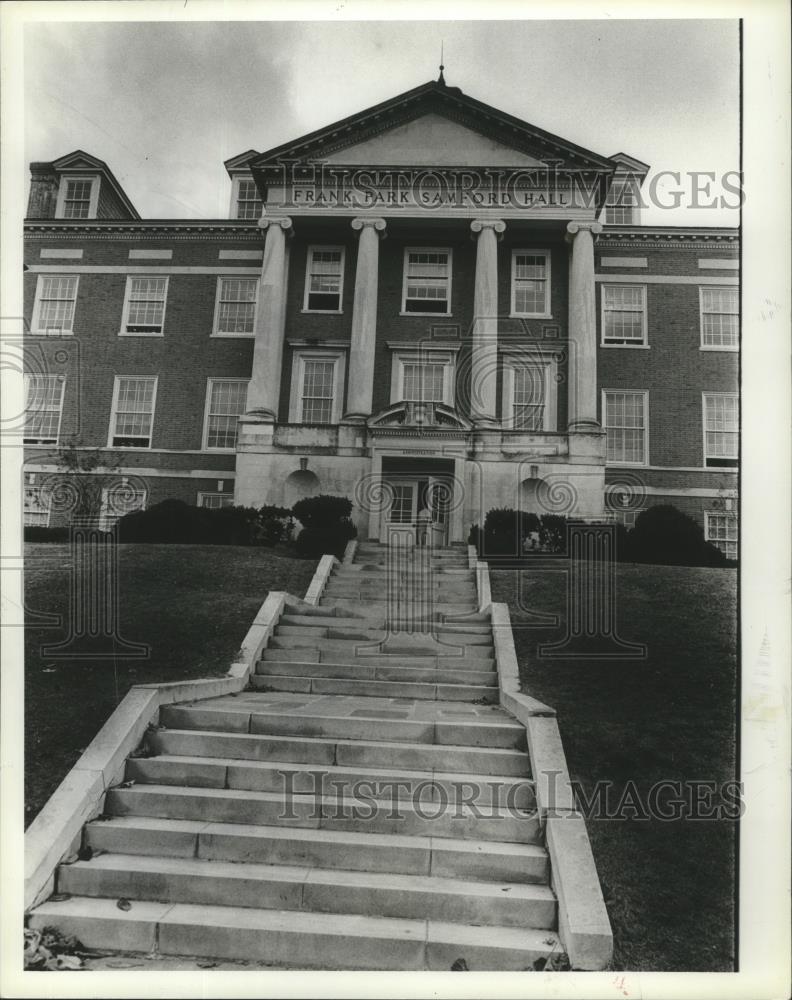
[23,18,740,224]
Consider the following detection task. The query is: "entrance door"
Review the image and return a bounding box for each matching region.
[382,478,418,545]
[426,477,451,547]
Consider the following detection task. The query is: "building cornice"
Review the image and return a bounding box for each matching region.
[597,226,739,249]
[24,221,262,240]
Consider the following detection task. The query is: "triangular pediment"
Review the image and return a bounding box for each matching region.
[322,112,546,167]
[250,80,616,173]
[52,150,109,172]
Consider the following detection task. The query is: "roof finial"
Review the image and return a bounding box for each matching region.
[438,41,445,85]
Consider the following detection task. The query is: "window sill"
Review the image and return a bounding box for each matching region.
[203,447,237,453]
[399,311,453,318]
[211,331,255,339]
[32,329,74,337]
[600,343,650,349]
[118,331,165,338]
[509,312,553,321]
[700,345,739,352]
[108,443,153,450]
[301,309,343,316]
[605,461,649,468]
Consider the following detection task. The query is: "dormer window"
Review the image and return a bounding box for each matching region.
[55,176,99,219]
[234,177,262,220]
[603,177,640,226]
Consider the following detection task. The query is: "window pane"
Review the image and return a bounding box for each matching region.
[307,249,343,310]
[207,380,248,448]
[113,377,156,446]
[217,278,257,333]
[403,362,445,402]
[513,253,548,315]
[37,276,78,332]
[100,489,146,530]
[704,394,738,464]
[63,179,92,219]
[512,365,546,430]
[125,278,167,333]
[404,251,450,313]
[605,391,646,463]
[701,288,738,348]
[199,493,234,509]
[603,285,645,343]
[707,513,738,559]
[301,360,335,423]
[236,179,262,220]
[24,374,64,443]
[24,486,50,526]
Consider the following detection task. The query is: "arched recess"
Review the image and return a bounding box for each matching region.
[284,469,320,509]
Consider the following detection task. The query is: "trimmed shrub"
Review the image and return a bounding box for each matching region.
[24,526,70,543]
[292,494,357,558]
[628,505,728,567]
[480,508,543,557]
[116,500,291,546]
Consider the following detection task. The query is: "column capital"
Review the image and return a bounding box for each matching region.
[258,216,293,234]
[351,217,387,236]
[566,220,603,240]
[470,218,506,239]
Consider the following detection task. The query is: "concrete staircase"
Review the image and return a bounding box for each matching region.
[29,542,567,970]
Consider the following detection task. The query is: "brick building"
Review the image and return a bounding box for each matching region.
[22,77,739,558]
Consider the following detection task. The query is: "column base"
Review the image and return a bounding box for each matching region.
[568,419,601,432]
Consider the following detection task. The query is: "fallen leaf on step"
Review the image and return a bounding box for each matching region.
[197,960,218,969]
[48,893,72,902]
[450,958,468,971]
[116,898,132,911]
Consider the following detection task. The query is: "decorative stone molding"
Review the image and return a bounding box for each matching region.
[470,218,506,239]
[566,220,603,242]
[258,216,293,235]
[351,217,387,237]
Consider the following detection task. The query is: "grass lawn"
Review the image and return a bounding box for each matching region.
[491,562,738,972]
[24,543,317,827]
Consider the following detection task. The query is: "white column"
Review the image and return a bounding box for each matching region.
[345,217,386,420]
[470,219,505,426]
[566,220,602,430]
[246,216,292,418]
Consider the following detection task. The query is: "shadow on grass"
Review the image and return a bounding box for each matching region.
[492,562,738,973]
[24,543,317,827]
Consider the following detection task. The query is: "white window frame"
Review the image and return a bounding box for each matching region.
[230,175,263,220]
[602,389,650,467]
[31,275,80,335]
[23,374,66,445]
[601,284,648,347]
[197,492,235,509]
[108,375,158,449]
[55,175,100,220]
[501,352,558,431]
[390,350,456,406]
[699,286,739,351]
[401,247,453,317]
[212,276,259,337]
[99,485,147,532]
[602,176,641,226]
[510,249,552,319]
[202,378,250,452]
[302,245,346,314]
[119,275,169,337]
[24,483,51,527]
[288,350,346,424]
[705,511,738,560]
[702,392,739,468]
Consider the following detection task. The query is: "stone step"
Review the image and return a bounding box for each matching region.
[105,785,541,842]
[256,658,497,686]
[84,817,548,883]
[147,729,531,777]
[57,853,556,929]
[265,636,493,660]
[274,624,493,645]
[322,590,477,604]
[159,698,526,749]
[250,673,499,703]
[279,614,493,635]
[125,754,534,808]
[319,598,479,617]
[29,897,562,970]
[337,566,474,578]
